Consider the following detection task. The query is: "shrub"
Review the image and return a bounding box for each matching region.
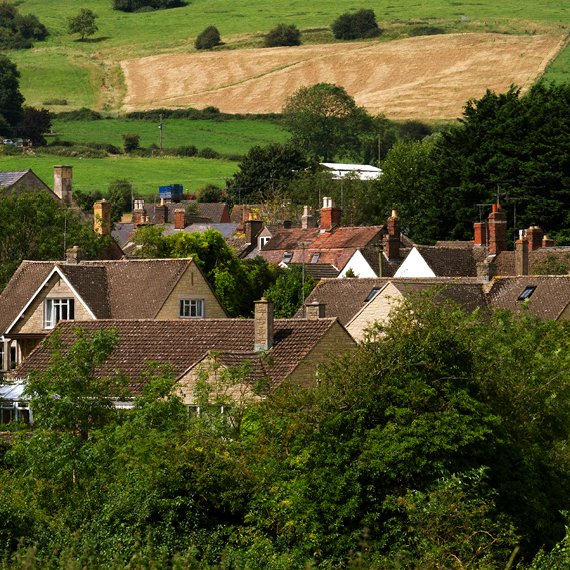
[197,147,220,159]
[55,107,102,121]
[176,145,198,157]
[198,184,224,203]
[410,25,446,36]
[122,133,140,153]
[331,9,381,40]
[195,26,221,50]
[264,23,301,47]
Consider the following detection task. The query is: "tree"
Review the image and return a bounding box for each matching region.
[107,179,133,223]
[263,265,315,318]
[198,184,224,203]
[195,25,221,50]
[122,133,140,153]
[0,3,48,49]
[282,83,375,160]
[226,142,313,204]
[16,106,52,146]
[68,9,98,41]
[331,9,381,40]
[0,55,24,135]
[264,23,301,47]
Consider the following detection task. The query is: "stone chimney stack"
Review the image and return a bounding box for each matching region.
[488,203,507,255]
[66,245,82,265]
[53,165,73,205]
[306,301,326,320]
[515,232,529,276]
[526,226,544,251]
[473,222,488,246]
[384,209,401,261]
[476,258,496,283]
[254,298,274,352]
[301,205,314,229]
[93,199,111,236]
[320,197,342,231]
[174,208,186,230]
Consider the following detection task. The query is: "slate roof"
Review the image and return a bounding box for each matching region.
[0,170,30,187]
[413,245,488,277]
[300,277,484,325]
[13,317,342,394]
[145,201,230,224]
[494,249,570,276]
[287,263,340,280]
[0,258,212,335]
[486,276,570,320]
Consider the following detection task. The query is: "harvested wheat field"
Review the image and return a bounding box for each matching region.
[121,33,565,120]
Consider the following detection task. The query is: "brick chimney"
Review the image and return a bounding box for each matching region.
[473,222,487,246]
[542,235,555,248]
[254,298,274,352]
[93,199,111,236]
[66,245,82,264]
[488,203,507,255]
[132,199,146,225]
[155,199,167,224]
[301,205,314,229]
[174,208,186,230]
[515,232,529,276]
[320,197,342,231]
[53,165,73,205]
[384,210,401,261]
[306,301,325,320]
[245,219,263,244]
[526,226,544,251]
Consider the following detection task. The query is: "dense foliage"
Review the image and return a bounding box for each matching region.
[331,8,381,40]
[264,23,301,47]
[1,297,570,567]
[107,179,133,222]
[0,2,48,49]
[67,8,98,41]
[194,25,222,50]
[0,56,24,135]
[16,107,52,146]
[113,0,187,12]
[0,190,110,291]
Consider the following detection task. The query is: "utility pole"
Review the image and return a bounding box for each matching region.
[158,113,163,152]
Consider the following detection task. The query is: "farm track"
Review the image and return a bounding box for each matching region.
[120,33,565,120]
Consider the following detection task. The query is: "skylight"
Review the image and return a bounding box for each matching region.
[366,287,381,302]
[517,285,536,301]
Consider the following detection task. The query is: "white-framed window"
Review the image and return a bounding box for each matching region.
[259,236,271,249]
[283,252,293,263]
[311,252,320,264]
[180,299,204,318]
[44,298,74,329]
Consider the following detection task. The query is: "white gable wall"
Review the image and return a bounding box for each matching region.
[394,247,436,278]
[339,250,377,278]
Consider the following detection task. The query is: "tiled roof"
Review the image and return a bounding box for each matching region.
[486,276,570,320]
[14,317,341,394]
[415,245,488,277]
[0,259,207,334]
[287,263,340,280]
[0,170,30,187]
[300,277,484,325]
[494,249,570,276]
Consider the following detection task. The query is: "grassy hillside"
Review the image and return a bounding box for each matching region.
[0,153,238,197]
[8,0,569,112]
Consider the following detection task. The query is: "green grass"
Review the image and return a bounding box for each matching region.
[543,38,570,83]
[0,154,239,197]
[7,0,569,112]
[49,118,288,155]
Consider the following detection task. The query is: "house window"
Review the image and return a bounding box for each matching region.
[44,298,75,329]
[9,346,17,369]
[180,299,204,318]
[0,343,3,371]
[517,286,536,301]
[283,252,293,263]
[311,253,320,264]
[259,236,271,249]
[366,287,381,302]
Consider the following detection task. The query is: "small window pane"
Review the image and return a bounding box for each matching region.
[180,299,204,318]
[517,286,536,301]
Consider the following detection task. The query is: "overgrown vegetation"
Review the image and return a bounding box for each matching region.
[1,296,570,566]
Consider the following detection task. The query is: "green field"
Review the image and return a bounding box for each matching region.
[0,154,239,197]
[6,0,569,112]
[49,118,288,155]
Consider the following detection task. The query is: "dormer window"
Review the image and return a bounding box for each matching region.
[180,299,204,318]
[44,298,75,329]
[311,253,320,264]
[517,286,536,301]
[283,252,293,263]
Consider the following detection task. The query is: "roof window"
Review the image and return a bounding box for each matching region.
[283,252,293,263]
[311,253,320,264]
[366,287,381,302]
[517,285,536,301]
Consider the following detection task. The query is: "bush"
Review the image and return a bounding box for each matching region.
[176,145,198,157]
[55,107,102,121]
[113,0,187,12]
[195,26,221,50]
[331,9,381,40]
[122,133,140,153]
[264,23,301,47]
[410,25,446,36]
[198,184,224,203]
[197,147,220,159]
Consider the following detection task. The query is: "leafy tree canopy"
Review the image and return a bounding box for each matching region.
[282,82,375,161]
[67,8,98,41]
[264,23,301,47]
[331,8,381,40]
[16,106,52,146]
[195,25,221,50]
[0,55,24,134]
[263,264,315,318]
[107,179,133,223]
[0,2,48,49]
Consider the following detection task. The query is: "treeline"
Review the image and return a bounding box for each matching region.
[1,297,570,567]
[0,3,48,49]
[112,0,187,12]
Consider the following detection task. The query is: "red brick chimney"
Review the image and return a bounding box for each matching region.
[174,208,186,230]
[526,226,544,251]
[488,203,507,255]
[132,199,146,225]
[155,199,167,224]
[473,222,487,246]
[384,209,401,260]
[515,233,529,276]
[542,235,555,248]
[320,197,342,231]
